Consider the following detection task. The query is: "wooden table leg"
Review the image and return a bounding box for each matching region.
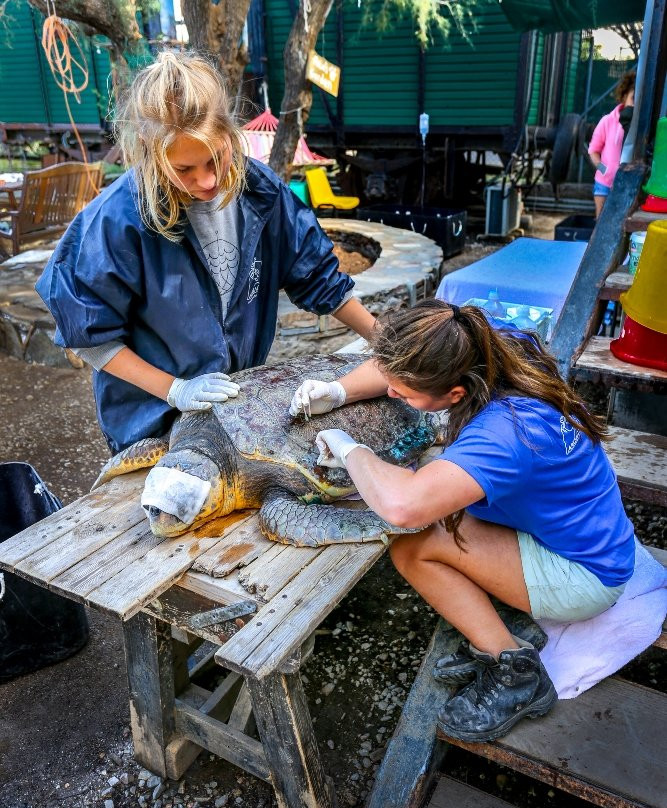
[123,612,176,778]
[247,671,335,808]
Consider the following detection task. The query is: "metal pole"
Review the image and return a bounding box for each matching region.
[621,0,656,164]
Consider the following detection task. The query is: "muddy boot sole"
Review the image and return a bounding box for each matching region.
[432,660,478,685]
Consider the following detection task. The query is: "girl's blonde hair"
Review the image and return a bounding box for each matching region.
[114,50,246,240]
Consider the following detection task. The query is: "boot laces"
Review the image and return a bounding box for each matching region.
[470,661,509,709]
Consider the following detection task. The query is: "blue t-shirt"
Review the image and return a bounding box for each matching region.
[439,397,635,587]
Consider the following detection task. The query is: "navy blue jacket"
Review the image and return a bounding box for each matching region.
[36,159,354,453]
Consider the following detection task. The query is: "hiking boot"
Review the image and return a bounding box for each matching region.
[433,641,496,685]
[437,644,557,743]
[433,605,547,686]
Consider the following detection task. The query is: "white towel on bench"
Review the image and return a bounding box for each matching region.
[538,540,667,699]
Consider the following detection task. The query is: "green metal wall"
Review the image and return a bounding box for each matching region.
[264,1,575,131]
[0,0,112,127]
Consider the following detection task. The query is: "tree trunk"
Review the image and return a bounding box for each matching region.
[182,0,252,106]
[269,0,334,181]
[211,0,253,103]
[27,0,140,52]
[181,0,212,53]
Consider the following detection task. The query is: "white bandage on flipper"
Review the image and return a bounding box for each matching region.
[141,466,211,526]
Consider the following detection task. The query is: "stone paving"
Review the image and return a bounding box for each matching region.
[0,220,443,367]
[277,219,444,334]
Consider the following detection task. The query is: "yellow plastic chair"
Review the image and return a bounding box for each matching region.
[305,167,359,215]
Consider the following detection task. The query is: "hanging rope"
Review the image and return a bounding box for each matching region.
[41,1,100,193]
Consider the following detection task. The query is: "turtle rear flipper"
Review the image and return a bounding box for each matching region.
[91,437,170,490]
[259,491,420,548]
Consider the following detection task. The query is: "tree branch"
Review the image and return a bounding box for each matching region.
[27,0,140,52]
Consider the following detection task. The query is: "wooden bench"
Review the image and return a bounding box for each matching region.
[369,549,667,808]
[0,469,386,807]
[0,161,102,256]
[598,269,633,302]
[573,336,667,395]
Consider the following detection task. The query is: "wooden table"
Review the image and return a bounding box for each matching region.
[0,470,386,807]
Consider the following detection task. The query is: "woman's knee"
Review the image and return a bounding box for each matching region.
[389,533,414,575]
[389,525,450,574]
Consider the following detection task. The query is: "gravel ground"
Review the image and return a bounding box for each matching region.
[0,225,665,808]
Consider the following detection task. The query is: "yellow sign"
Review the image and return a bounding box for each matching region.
[306,50,341,97]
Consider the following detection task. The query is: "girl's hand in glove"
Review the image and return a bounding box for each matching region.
[289,379,346,418]
[167,372,240,412]
[315,429,372,469]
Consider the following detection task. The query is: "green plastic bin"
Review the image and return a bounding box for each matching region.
[289,179,310,207]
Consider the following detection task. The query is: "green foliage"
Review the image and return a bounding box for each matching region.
[363,0,490,48]
[580,39,603,61]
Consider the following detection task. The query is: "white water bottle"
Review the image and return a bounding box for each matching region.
[483,289,506,318]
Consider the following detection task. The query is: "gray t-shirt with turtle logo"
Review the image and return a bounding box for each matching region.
[186,193,240,321]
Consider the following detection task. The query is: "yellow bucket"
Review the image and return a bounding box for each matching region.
[620,220,667,334]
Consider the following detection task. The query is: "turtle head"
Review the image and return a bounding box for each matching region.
[140,413,238,537]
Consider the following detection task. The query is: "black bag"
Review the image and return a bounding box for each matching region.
[0,462,88,681]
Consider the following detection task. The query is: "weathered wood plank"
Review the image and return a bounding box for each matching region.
[0,472,147,571]
[216,542,384,678]
[50,519,166,599]
[174,700,271,783]
[573,336,667,392]
[227,683,256,737]
[124,612,175,780]
[598,270,633,302]
[165,671,244,780]
[85,533,223,620]
[367,619,454,808]
[142,585,254,647]
[606,427,667,506]
[437,678,667,808]
[179,570,259,605]
[189,512,263,577]
[624,209,667,232]
[15,499,145,585]
[239,541,325,602]
[428,776,516,808]
[246,671,334,807]
[237,542,288,593]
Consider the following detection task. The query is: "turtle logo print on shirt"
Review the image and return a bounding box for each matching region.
[202,234,240,297]
[560,416,581,455]
[247,258,261,303]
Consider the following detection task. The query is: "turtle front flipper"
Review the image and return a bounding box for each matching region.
[259,491,419,548]
[91,437,170,490]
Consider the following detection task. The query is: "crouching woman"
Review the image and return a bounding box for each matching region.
[290,299,635,741]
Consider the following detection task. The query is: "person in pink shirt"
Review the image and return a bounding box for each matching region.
[588,71,635,217]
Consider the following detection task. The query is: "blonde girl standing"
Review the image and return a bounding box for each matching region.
[37,51,374,454]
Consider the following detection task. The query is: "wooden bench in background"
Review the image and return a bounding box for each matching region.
[0,161,102,256]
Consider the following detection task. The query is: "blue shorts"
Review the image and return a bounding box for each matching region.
[517,531,626,622]
[593,181,610,197]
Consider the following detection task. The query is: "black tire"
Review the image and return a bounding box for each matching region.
[549,113,583,186]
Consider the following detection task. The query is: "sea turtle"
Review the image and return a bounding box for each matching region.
[92,355,438,547]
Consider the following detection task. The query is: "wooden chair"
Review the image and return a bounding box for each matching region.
[0,161,102,256]
[305,167,359,215]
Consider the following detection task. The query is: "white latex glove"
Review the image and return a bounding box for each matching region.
[315,429,372,469]
[167,372,240,412]
[289,379,347,418]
